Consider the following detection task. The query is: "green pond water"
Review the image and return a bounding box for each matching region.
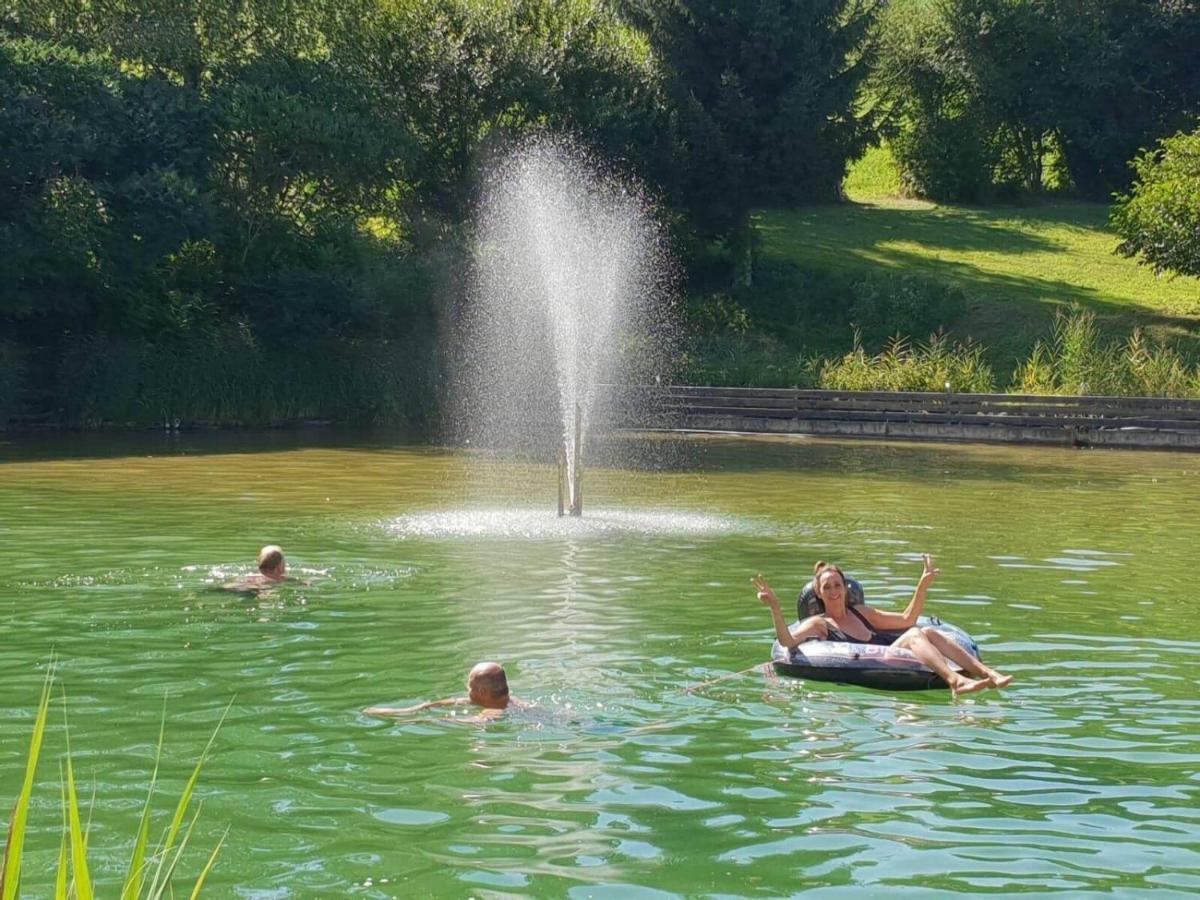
[2,432,1199,897]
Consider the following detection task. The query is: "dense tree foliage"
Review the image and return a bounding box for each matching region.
[873,0,1200,201]
[1,0,1199,423]
[0,35,417,345]
[1111,128,1200,278]
[634,0,879,239]
[0,0,677,424]
[870,1,993,200]
[324,0,669,224]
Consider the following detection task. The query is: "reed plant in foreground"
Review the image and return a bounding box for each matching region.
[1,662,228,898]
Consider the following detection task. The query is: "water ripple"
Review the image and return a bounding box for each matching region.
[3,438,1200,896]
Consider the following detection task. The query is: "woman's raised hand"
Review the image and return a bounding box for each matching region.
[920,553,941,582]
[751,573,780,607]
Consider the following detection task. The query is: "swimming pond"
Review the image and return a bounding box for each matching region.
[2,432,1198,896]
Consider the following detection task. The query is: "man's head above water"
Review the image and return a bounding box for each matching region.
[257,545,287,580]
[467,661,511,709]
[363,661,523,719]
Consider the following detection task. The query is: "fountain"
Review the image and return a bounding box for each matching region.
[390,138,743,540]
[454,137,676,517]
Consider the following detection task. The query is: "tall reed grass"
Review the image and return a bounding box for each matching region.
[1,662,227,897]
[818,331,997,393]
[685,309,1200,397]
[52,331,436,429]
[1012,309,1200,396]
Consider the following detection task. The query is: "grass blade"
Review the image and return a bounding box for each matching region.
[55,772,69,900]
[150,806,202,899]
[1,659,56,900]
[122,698,167,900]
[147,698,232,898]
[64,708,94,900]
[188,827,228,899]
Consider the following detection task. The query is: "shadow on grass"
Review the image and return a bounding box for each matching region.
[758,204,1066,257]
[861,245,1200,328]
[857,245,1200,364]
[753,201,1200,374]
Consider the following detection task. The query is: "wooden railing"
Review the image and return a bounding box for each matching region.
[612,385,1200,450]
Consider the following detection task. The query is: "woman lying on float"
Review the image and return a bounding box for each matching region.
[752,555,1012,697]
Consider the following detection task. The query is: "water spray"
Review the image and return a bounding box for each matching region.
[461,137,675,518]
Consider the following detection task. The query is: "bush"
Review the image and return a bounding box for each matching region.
[679,333,818,388]
[1011,308,1200,397]
[847,273,966,348]
[686,292,751,338]
[1111,128,1200,278]
[891,108,995,203]
[683,259,968,384]
[819,331,996,393]
[738,260,966,350]
[53,332,436,428]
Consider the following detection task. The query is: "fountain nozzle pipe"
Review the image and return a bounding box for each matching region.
[570,401,583,517]
[557,443,566,518]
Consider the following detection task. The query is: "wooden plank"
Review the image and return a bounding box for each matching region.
[927,390,1200,410]
[664,394,1200,421]
[647,388,1200,414]
[659,392,1185,415]
[669,405,1200,431]
[642,384,1200,412]
[666,418,1200,446]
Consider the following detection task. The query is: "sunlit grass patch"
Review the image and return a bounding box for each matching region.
[754,198,1200,375]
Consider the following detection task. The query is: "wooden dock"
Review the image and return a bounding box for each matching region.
[615,385,1200,450]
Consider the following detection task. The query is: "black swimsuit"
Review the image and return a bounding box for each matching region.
[823,607,900,647]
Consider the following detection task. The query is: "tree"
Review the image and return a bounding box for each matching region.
[870,0,994,201]
[873,0,1200,200]
[634,0,880,257]
[324,0,668,226]
[0,36,221,338]
[1111,127,1200,278]
[6,0,325,88]
[1054,0,1200,197]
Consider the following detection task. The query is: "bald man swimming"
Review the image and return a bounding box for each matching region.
[222,544,296,592]
[364,662,524,721]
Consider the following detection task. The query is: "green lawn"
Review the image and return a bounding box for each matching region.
[752,151,1200,376]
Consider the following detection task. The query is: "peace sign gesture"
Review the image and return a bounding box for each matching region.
[920,553,941,583]
[751,573,780,608]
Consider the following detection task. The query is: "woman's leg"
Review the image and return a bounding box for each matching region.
[891,628,989,696]
[922,627,1013,688]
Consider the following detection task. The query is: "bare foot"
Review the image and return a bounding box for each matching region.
[950,675,990,697]
[988,672,1013,689]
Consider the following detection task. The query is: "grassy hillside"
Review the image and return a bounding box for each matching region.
[742,147,1200,381]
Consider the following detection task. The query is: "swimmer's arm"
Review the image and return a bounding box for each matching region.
[363,697,468,717]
